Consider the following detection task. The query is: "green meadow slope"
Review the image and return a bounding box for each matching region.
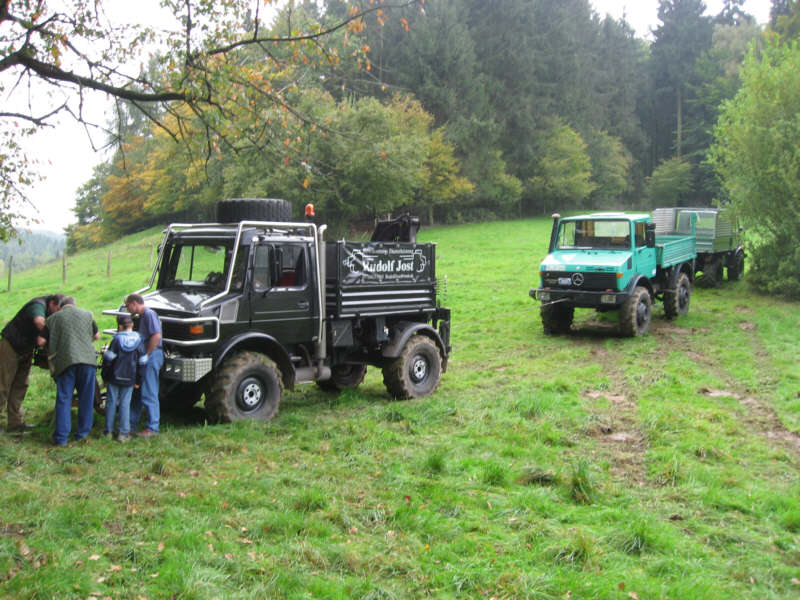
[0,218,798,599]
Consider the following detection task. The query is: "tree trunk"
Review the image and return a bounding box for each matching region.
[676,86,683,158]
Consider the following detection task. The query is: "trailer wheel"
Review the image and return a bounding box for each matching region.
[317,363,367,392]
[620,286,651,337]
[205,352,282,422]
[541,303,574,334]
[727,251,745,281]
[663,273,691,319]
[382,336,442,399]
[215,198,292,223]
[699,257,724,287]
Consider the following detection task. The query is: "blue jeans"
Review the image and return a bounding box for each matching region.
[53,364,96,445]
[130,348,162,433]
[106,383,133,436]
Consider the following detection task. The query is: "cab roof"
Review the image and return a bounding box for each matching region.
[561,212,650,221]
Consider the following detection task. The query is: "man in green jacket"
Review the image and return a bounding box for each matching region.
[0,294,64,432]
[46,297,99,446]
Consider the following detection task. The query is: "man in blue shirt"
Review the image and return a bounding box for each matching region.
[125,293,163,438]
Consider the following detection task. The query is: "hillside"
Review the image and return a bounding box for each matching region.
[0,218,798,599]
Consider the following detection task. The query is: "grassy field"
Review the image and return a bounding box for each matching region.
[0,218,798,599]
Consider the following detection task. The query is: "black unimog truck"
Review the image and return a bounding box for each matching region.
[106,199,451,422]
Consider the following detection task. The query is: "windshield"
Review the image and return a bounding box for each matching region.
[556,220,632,250]
[159,240,248,291]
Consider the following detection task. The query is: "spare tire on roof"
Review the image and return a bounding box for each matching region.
[215,198,292,223]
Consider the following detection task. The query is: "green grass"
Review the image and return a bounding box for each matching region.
[1,218,799,598]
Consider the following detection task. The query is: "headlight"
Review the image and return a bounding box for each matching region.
[539,292,551,302]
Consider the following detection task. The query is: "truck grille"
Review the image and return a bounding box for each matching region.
[542,271,618,290]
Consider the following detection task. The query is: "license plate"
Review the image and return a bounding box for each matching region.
[601,294,616,304]
[558,277,572,286]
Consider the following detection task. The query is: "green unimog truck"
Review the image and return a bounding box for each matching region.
[530,212,696,337]
[652,207,744,285]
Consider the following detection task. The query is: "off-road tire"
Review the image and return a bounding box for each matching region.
[541,303,574,334]
[317,363,367,392]
[215,198,292,223]
[727,251,745,281]
[620,286,652,337]
[663,273,691,319]
[382,336,442,400]
[699,257,724,287]
[205,352,283,422]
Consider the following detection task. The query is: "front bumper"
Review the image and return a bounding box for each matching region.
[530,288,627,309]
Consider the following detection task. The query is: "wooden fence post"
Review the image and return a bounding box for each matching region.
[107,250,112,277]
[6,255,11,291]
[62,252,67,284]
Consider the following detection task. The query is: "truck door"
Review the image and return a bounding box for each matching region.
[248,242,317,345]
[632,221,657,278]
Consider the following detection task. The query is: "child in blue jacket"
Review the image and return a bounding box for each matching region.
[102,314,147,442]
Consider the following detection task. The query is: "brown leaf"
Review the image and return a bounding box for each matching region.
[89,554,100,561]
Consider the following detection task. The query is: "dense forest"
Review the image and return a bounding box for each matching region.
[48,0,799,297]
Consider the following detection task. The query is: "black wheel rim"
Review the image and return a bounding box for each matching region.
[636,297,650,329]
[409,353,430,384]
[678,284,689,311]
[236,376,265,413]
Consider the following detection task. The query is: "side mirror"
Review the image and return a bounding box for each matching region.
[645,223,656,248]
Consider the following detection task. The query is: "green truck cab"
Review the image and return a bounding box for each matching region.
[530,212,696,336]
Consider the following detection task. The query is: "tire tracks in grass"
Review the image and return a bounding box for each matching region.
[656,319,800,457]
[569,336,651,487]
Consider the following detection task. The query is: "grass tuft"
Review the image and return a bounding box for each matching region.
[480,462,507,487]
[617,520,651,555]
[516,466,557,486]
[423,449,446,474]
[780,508,800,533]
[550,529,595,567]
[567,459,596,504]
[150,459,177,477]
[293,489,329,513]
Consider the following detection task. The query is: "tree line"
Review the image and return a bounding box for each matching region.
[65,0,772,247]
[2,1,799,296]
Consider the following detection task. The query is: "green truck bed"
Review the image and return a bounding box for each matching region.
[655,233,697,268]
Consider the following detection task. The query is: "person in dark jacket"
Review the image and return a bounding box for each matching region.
[46,297,99,446]
[102,314,147,442]
[0,294,64,432]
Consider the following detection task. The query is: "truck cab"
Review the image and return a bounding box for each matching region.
[532,212,696,336]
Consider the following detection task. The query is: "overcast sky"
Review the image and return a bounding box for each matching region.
[591,0,771,39]
[19,0,774,233]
